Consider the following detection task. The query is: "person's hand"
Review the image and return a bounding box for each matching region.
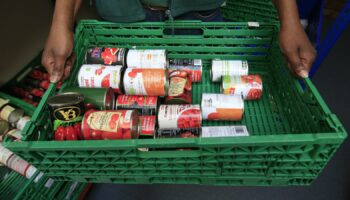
[279,24,316,78]
[42,26,75,83]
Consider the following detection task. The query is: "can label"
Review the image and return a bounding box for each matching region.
[139,116,156,137]
[86,47,126,65]
[165,70,192,104]
[158,105,201,129]
[156,128,200,138]
[16,116,31,130]
[0,98,9,109]
[0,105,15,121]
[211,60,249,82]
[78,64,123,94]
[222,75,263,100]
[127,49,167,69]
[82,110,138,140]
[201,126,249,137]
[123,68,167,96]
[168,76,186,96]
[201,94,244,121]
[116,95,157,115]
[168,59,202,82]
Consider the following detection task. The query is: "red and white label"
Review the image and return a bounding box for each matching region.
[139,116,156,136]
[126,49,167,69]
[158,105,201,129]
[211,60,249,82]
[222,75,263,100]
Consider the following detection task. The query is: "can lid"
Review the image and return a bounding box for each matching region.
[8,109,25,125]
[164,69,169,96]
[47,93,84,107]
[104,87,116,110]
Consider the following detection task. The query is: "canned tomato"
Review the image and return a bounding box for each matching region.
[29,69,49,81]
[168,58,202,82]
[85,47,127,66]
[47,93,85,122]
[126,49,167,69]
[78,64,123,94]
[158,105,201,129]
[123,68,168,96]
[201,93,244,121]
[139,116,156,138]
[156,128,200,138]
[12,87,43,102]
[211,59,249,82]
[0,105,24,126]
[16,116,31,131]
[23,77,51,90]
[165,70,192,104]
[61,87,116,110]
[116,95,158,115]
[82,110,139,140]
[201,126,249,137]
[222,75,263,100]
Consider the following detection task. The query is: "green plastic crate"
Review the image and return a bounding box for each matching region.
[5,20,347,186]
[222,0,278,22]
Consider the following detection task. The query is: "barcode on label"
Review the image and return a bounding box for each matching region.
[202,126,249,137]
[193,59,202,66]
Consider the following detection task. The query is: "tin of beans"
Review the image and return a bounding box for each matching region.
[47,93,85,122]
[85,47,127,66]
[116,95,158,115]
[139,116,156,138]
[211,59,249,82]
[168,58,202,82]
[158,105,201,129]
[123,68,168,96]
[82,110,139,140]
[78,64,123,94]
[201,93,244,121]
[61,87,116,110]
[156,128,200,138]
[222,75,263,100]
[165,70,192,104]
[126,49,167,69]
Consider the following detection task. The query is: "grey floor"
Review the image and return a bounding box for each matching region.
[0,1,349,200]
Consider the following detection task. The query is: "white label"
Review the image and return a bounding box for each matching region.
[45,178,55,188]
[248,22,260,27]
[211,60,249,82]
[123,68,147,95]
[16,116,31,130]
[127,49,166,69]
[34,172,44,183]
[158,105,201,129]
[25,165,37,179]
[222,75,263,99]
[201,94,244,120]
[65,182,79,200]
[202,126,249,137]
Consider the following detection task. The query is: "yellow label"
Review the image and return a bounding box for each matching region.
[168,77,186,96]
[87,111,121,132]
[0,105,15,121]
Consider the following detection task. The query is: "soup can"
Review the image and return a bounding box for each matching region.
[81,110,139,140]
[126,49,167,69]
[139,115,156,138]
[116,95,158,115]
[165,70,192,104]
[61,87,116,110]
[211,59,249,82]
[85,47,127,66]
[123,68,168,96]
[201,93,244,121]
[168,58,202,82]
[222,75,263,100]
[78,64,123,94]
[158,105,201,129]
[47,93,85,122]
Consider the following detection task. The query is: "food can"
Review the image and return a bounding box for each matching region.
[23,77,50,90]
[12,87,43,102]
[0,98,9,110]
[222,75,263,100]
[85,47,127,66]
[6,129,23,140]
[156,128,200,138]
[0,120,9,136]
[126,49,167,69]
[47,93,85,122]
[168,58,202,82]
[0,105,24,126]
[29,69,49,81]
[201,93,244,121]
[158,105,201,129]
[61,87,116,110]
[211,59,249,82]
[81,110,139,140]
[201,126,249,137]
[16,116,31,131]
[116,95,158,115]
[78,64,123,94]
[123,68,168,96]
[165,70,192,104]
[139,116,156,138]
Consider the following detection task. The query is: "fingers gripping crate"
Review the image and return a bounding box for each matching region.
[5,20,347,186]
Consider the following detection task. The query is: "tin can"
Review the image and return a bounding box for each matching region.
[85,47,127,66]
[78,64,123,94]
[168,58,202,82]
[12,87,43,102]
[116,95,158,115]
[139,116,156,138]
[61,87,116,110]
[165,70,192,104]
[222,75,263,100]
[0,105,24,126]
[81,110,139,140]
[6,129,23,140]
[47,93,85,122]
[16,116,31,131]
[158,105,201,129]
[156,128,200,138]
[123,68,168,96]
[201,126,249,137]
[211,59,249,82]
[29,69,49,81]
[126,49,167,69]
[0,120,9,136]
[0,98,9,110]
[23,78,51,90]
[201,93,244,121]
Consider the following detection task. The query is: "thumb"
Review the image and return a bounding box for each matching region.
[50,56,66,83]
[285,49,308,78]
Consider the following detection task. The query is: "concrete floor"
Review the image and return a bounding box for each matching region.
[0,1,349,200]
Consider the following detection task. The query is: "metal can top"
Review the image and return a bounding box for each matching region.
[47,93,85,107]
[104,87,116,110]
